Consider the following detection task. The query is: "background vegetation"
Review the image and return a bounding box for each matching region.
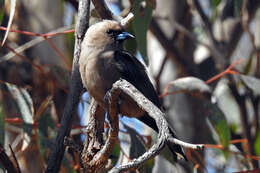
[0,0,260,172]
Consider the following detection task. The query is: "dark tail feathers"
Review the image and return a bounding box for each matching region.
[139,113,187,161]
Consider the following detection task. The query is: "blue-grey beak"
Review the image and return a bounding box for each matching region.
[116,32,135,41]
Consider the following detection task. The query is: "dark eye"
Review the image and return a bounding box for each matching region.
[106,29,122,37]
[106,29,114,35]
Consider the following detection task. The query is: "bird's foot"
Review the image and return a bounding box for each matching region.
[104,90,112,106]
[106,113,114,131]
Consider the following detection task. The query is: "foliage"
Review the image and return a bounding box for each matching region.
[0,0,259,172]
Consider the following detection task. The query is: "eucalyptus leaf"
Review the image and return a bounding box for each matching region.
[0,0,4,26]
[1,0,16,46]
[212,0,221,8]
[255,130,260,155]
[205,102,230,152]
[132,0,153,65]
[239,75,260,96]
[164,77,212,96]
[6,83,34,137]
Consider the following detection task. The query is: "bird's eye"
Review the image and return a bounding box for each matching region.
[106,29,114,35]
[106,29,122,37]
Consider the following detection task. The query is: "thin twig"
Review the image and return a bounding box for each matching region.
[91,0,113,20]
[8,144,21,173]
[108,79,203,173]
[149,18,197,75]
[229,82,258,169]
[1,43,45,74]
[192,0,225,69]
[155,54,168,93]
[192,0,215,45]
[0,25,73,64]
[168,138,204,150]
[241,0,260,78]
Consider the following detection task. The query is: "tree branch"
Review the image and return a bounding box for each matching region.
[84,88,120,172]
[192,0,225,69]
[8,144,21,173]
[108,79,203,173]
[229,82,258,169]
[81,99,106,172]
[0,143,19,173]
[91,0,113,20]
[45,0,90,172]
[192,0,215,44]
[149,18,198,76]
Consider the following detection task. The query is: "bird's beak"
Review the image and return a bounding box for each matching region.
[116,32,135,41]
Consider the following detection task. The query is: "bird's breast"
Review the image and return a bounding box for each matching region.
[80,50,145,118]
[84,52,121,107]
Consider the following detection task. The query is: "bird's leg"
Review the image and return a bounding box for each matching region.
[104,89,122,132]
[104,90,114,131]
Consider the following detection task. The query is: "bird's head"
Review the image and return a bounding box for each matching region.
[83,20,134,49]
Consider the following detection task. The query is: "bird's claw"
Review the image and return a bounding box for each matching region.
[106,113,114,131]
[104,90,112,106]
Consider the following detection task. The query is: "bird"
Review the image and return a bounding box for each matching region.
[79,20,187,161]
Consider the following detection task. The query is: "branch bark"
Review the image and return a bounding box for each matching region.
[229,82,258,169]
[108,79,203,173]
[45,0,90,172]
[91,0,113,20]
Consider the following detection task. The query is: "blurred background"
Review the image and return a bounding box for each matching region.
[0,0,260,172]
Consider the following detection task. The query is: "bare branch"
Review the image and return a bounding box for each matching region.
[91,0,113,20]
[168,138,203,150]
[0,25,73,64]
[81,99,106,172]
[8,144,21,173]
[192,0,215,45]
[108,79,204,172]
[45,0,90,172]
[149,18,198,75]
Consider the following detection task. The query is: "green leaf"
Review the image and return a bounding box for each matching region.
[37,112,55,160]
[6,83,34,137]
[112,142,121,165]
[234,0,243,17]
[0,0,4,26]
[206,102,231,151]
[255,130,260,155]
[212,0,221,8]
[37,114,55,161]
[6,83,34,124]
[125,24,137,56]
[132,0,153,65]
[243,52,254,74]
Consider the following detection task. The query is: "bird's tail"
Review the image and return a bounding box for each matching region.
[167,127,187,161]
[139,113,187,161]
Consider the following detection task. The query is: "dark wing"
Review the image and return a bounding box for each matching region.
[114,50,187,161]
[114,50,161,108]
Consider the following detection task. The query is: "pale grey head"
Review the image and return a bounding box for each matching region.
[82,20,134,50]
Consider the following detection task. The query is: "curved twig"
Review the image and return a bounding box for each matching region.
[108,79,204,173]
